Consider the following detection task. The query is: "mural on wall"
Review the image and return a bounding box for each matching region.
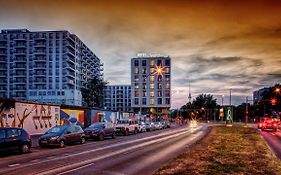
[119,112,136,120]
[15,102,60,135]
[60,109,84,127]
[91,110,117,126]
[0,101,15,128]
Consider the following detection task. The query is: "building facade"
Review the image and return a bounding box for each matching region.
[104,85,131,112]
[253,87,270,103]
[0,29,103,106]
[131,54,171,115]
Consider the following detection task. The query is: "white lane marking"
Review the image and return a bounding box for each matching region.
[30,159,40,163]
[8,164,20,167]
[0,126,195,174]
[57,163,94,175]
[37,126,203,175]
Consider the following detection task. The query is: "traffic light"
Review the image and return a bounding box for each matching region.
[271,98,277,105]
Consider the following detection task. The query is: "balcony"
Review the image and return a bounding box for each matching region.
[33,64,46,69]
[13,57,26,62]
[34,42,46,48]
[14,50,26,55]
[34,49,46,55]
[66,71,75,78]
[34,56,46,62]
[67,79,75,85]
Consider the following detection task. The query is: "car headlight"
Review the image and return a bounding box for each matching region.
[50,136,59,140]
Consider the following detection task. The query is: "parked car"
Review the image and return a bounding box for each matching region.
[145,122,155,131]
[0,128,31,154]
[160,121,168,129]
[84,122,116,141]
[115,119,138,135]
[154,122,164,130]
[39,125,86,148]
[137,122,146,133]
[258,117,280,132]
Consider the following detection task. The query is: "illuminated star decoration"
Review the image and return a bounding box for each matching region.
[152,64,165,76]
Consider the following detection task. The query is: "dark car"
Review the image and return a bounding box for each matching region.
[39,125,86,148]
[84,122,116,141]
[0,128,31,153]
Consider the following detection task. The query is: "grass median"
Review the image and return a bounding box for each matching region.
[155,125,281,175]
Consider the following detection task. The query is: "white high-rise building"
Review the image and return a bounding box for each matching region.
[131,54,171,115]
[0,29,103,106]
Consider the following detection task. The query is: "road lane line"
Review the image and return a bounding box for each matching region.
[8,164,20,167]
[36,126,204,175]
[57,163,95,175]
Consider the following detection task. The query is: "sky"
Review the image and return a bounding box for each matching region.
[0,0,281,108]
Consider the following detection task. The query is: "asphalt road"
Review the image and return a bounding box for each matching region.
[0,124,209,175]
[259,129,281,159]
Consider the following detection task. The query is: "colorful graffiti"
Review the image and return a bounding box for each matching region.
[91,110,117,126]
[0,101,15,128]
[15,102,60,135]
[60,109,84,127]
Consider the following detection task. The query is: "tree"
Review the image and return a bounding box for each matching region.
[81,77,108,108]
[180,94,219,121]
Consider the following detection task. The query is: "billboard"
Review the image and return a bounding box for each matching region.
[91,110,117,126]
[60,109,84,127]
[0,100,16,128]
[15,102,60,135]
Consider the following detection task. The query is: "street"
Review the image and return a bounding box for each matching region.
[259,129,281,159]
[0,125,209,175]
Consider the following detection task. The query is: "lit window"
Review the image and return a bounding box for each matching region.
[165,67,170,73]
[150,99,154,105]
[150,60,155,66]
[150,83,154,89]
[134,67,139,74]
[166,83,170,89]
[150,91,154,97]
[150,75,154,81]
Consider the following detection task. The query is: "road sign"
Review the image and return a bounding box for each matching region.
[225,107,233,124]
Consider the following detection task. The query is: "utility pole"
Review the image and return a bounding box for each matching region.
[246,97,248,124]
[230,88,232,106]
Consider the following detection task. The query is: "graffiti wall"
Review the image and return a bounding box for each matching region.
[15,102,60,135]
[0,100,16,128]
[60,109,84,127]
[91,110,117,126]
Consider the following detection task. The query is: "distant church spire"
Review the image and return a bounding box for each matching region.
[188,81,192,103]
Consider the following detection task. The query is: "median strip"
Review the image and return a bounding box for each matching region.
[155,125,281,175]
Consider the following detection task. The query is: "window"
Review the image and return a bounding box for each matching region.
[158,98,162,105]
[165,98,170,104]
[142,90,147,97]
[165,59,170,66]
[157,75,162,82]
[134,98,139,105]
[0,130,5,139]
[158,91,162,97]
[142,98,146,105]
[7,129,19,138]
[142,60,146,66]
[165,67,170,74]
[134,91,139,97]
[150,60,155,66]
[157,60,162,66]
[134,75,139,82]
[150,83,154,89]
[150,75,154,82]
[134,60,139,67]
[158,83,162,89]
[166,83,170,89]
[149,99,154,105]
[150,91,154,97]
[134,67,139,74]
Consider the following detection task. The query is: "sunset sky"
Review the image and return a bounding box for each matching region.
[0,0,281,108]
